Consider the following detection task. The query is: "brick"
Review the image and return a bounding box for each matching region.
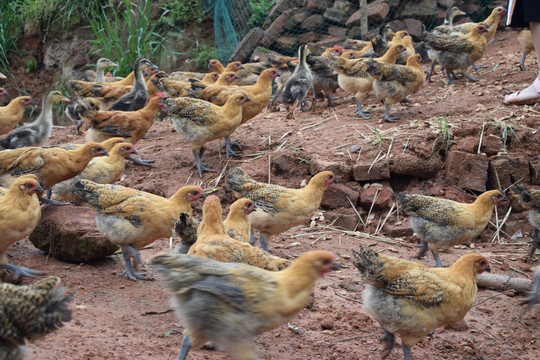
[445,151,489,192]
[353,160,390,181]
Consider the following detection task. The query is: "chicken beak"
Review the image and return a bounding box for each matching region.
[102,150,109,156]
[331,262,341,271]
[131,149,138,155]
[35,185,45,193]
[485,265,491,272]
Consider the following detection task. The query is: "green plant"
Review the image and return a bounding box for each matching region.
[89,0,168,76]
[158,0,209,28]
[248,0,276,27]
[0,1,23,70]
[183,39,217,69]
[430,116,451,161]
[26,58,38,73]
[499,120,522,154]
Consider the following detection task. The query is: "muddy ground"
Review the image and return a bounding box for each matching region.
[2,29,540,359]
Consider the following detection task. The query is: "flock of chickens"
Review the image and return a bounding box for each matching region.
[0,4,539,360]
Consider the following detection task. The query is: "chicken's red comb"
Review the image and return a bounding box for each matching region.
[156,92,165,97]
[106,72,112,77]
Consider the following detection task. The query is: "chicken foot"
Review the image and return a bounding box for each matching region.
[193,148,216,178]
[528,227,540,262]
[354,99,372,118]
[471,63,488,70]
[380,329,411,360]
[0,263,44,279]
[416,240,443,267]
[126,156,155,167]
[177,334,192,360]
[120,244,149,281]
[383,104,399,123]
[224,137,241,159]
[520,51,529,71]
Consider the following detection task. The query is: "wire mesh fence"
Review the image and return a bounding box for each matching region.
[203,0,503,62]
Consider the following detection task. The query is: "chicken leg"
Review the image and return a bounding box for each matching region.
[177,334,192,360]
[529,227,540,262]
[224,137,241,159]
[120,244,149,280]
[354,99,372,118]
[126,156,155,167]
[383,103,398,123]
[193,148,216,178]
[416,240,443,267]
[0,263,44,279]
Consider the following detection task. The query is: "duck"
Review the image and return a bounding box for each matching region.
[83,58,118,82]
[0,90,70,150]
[107,58,158,112]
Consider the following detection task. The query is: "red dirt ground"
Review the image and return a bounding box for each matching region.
[2,29,540,359]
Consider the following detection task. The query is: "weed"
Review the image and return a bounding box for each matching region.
[158,0,209,28]
[499,120,522,154]
[26,58,38,73]
[430,115,451,161]
[183,39,217,69]
[0,1,23,70]
[248,0,277,27]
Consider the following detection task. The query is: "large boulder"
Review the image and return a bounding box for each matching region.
[444,151,489,192]
[29,206,118,263]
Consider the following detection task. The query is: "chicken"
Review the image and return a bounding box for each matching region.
[151,72,205,98]
[208,59,244,74]
[371,34,415,65]
[0,96,35,136]
[81,94,164,145]
[424,23,489,84]
[511,184,540,262]
[235,61,272,86]
[0,91,69,150]
[0,276,72,359]
[108,58,158,111]
[304,51,342,109]
[196,72,242,102]
[279,45,314,120]
[151,249,338,360]
[188,195,290,271]
[0,142,109,196]
[224,198,255,243]
[352,245,491,360]
[436,6,505,42]
[198,68,279,156]
[517,29,533,71]
[334,43,406,118]
[0,175,44,279]
[73,180,203,280]
[365,54,424,122]
[395,189,507,267]
[227,167,336,251]
[51,142,138,204]
[162,92,250,177]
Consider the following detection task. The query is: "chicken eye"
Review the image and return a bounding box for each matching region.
[321,259,331,265]
[26,183,33,188]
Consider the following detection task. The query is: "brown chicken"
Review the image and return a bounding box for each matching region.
[224,198,255,243]
[352,245,491,360]
[0,175,44,279]
[235,61,272,86]
[188,195,290,271]
[227,167,336,251]
[0,142,108,193]
[365,54,424,122]
[517,29,533,71]
[81,94,164,144]
[334,43,406,117]
[151,250,338,360]
[425,23,489,84]
[0,276,72,359]
[208,59,244,74]
[395,189,507,267]
[51,142,137,204]
[73,180,203,280]
[512,184,540,261]
[162,92,250,177]
[0,96,35,135]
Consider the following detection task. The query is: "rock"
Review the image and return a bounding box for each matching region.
[455,136,478,153]
[326,213,362,231]
[262,0,301,29]
[260,10,295,47]
[384,222,414,238]
[29,206,118,263]
[309,35,348,52]
[298,31,321,44]
[348,2,390,27]
[347,26,364,39]
[437,0,454,8]
[359,186,394,210]
[353,160,390,181]
[275,35,299,52]
[488,156,530,190]
[445,151,489,192]
[445,319,469,332]
[390,153,443,179]
[321,183,360,210]
[271,154,310,177]
[481,134,504,156]
[328,26,348,38]
[310,155,352,182]
[229,27,264,63]
[398,0,438,23]
[250,46,273,62]
[43,28,93,70]
[306,0,334,13]
[387,20,407,32]
[302,14,325,31]
[324,0,357,24]
[403,18,425,41]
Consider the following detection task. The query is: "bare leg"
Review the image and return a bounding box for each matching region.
[426,61,436,82]
[177,335,191,360]
[520,269,540,320]
[259,234,269,252]
[472,62,488,70]
[505,22,540,103]
[431,251,443,268]
[224,137,239,159]
[0,263,44,279]
[463,73,480,82]
[120,244,149,281]
[520,51,529,71]
[529,227,540,262]
[126,156,154,166]
[383,103,398,122]
[193,149,215,178]
[416,240,428,259]
[354,99,371,118]
[249,229,257,246]
[402,343,412,360]
[380,329,395,358]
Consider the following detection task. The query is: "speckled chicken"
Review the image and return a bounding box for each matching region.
[227,167,336,251]
[371,32,415,65]
[334,44,406,118]
[395,190,507,267]
[151,250,338,360]
[73,180,203,280]
[0,96,35,136]
[0,276,72,360]
[162,92,250,177]
[352,245,491,360]
[512,184,540,262]
[0,91,69,150]
[424,23,489,84]
[188,195,290,271]
[279,45,314,119]
[51,142,138,204]
[0,175,43,279]
[365,54,424,122]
